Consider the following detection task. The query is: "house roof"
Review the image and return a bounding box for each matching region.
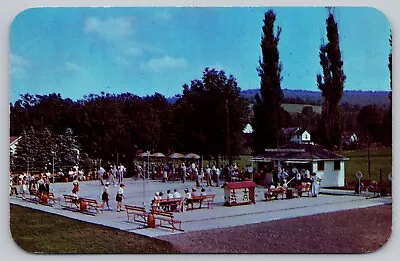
[222,181,257,189]
[252,143,349,162]
[10,136,21,145]
[281,127,299,137]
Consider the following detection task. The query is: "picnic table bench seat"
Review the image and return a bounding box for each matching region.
[27,190,57,205]
[264,187,286,201]
[153,198,184,212]
[125,205,149,224]
[62,195,102,215]
[188,194,215,210]
[151,210,183,232]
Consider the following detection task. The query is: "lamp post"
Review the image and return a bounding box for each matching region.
[51,151,55,192]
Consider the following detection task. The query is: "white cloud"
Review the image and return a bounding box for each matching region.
[65,62,84,72]
[10,53,30,67]
[140,55,187,72]
[10,53,30,79]
[125,47,143,56]
[153,11,171,22]
[10,67,26,79]
[84,16,136,41]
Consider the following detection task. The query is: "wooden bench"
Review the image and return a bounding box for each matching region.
[27,190,57,205]
[296,183,311,197]
[364,180,392,196]
[62,194,80,209]
[265,187,286,201]
[151,210,183,232]
[188,194,215,210]
[154,198,184,212]
[79,197,103,214]
[125,205,149,224]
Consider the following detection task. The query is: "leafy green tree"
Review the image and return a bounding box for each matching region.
[317,8,346,149]
[252,10,284,153]
[173,68,249,164]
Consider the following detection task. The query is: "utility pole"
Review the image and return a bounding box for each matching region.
[367,131,371,180]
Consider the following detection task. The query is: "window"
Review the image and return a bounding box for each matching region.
[317,161,324,171]
[334,161,341,170]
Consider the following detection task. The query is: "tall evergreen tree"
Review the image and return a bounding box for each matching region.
[383,32,392,146]
[252,10,283,153]
[316,8,346,149]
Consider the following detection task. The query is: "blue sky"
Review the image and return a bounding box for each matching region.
[9,7,391,103]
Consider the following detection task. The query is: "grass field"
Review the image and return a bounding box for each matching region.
[9,205,179,254]
[341,147,392,185]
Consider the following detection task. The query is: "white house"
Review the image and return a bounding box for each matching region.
[252,143,349,187]
[281,127,312,145]
[243,123,254,134]
[10,136,22,155]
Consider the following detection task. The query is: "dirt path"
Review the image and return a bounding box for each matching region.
[160,204,392,254]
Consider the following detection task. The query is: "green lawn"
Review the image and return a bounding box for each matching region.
[9,205,179,254]
[341,147,392,185]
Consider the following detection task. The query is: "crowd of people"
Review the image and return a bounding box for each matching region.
[135,161,255,188]
[151,187,208,212]
[9,172,52,199]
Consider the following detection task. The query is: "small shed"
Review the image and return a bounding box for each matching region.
[222,181,257,206]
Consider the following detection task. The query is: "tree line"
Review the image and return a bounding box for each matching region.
[10,8,392,174]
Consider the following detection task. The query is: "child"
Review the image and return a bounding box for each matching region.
[21,176,28,199]
[101,182,111,210]
[72,176,79,193]
[200,187,207,196]
[116,184,125,212]
[71,188,79,204]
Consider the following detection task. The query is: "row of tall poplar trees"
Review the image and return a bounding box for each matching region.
[252,8,350,152]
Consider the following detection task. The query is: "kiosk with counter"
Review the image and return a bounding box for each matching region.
[223,181,257,206]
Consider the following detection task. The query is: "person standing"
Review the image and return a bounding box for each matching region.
[116,184,125,212]
[72,176,79,193]
[21,176,28,199]
[101,182,111,210]
[215,167,220,187]
[194,167,201,188]
[117,163,126,185]
[181,163,187,183]
[311,172,321,197]
[205,165,212,186]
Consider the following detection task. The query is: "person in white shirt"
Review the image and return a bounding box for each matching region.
[166,190,173,199]
[205,166,212,186]
[200,187,207,196]
[117,164,126,185]
[215,167,220,187]
[194,167,201,187]
[181,163,187,183]
[152,192,160,210]
[173,189,181,198]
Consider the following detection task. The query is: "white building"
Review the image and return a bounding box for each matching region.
[281,127,313,145]
[252,143,349,187]
[10,136,22,155]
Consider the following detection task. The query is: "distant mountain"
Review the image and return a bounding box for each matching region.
[167,89,390,107]
[241,89,390,107]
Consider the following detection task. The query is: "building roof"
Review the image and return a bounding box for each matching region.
[281,127,299,137]
[10,136,21,145]
[252,143,349,162]
[222,181,257,189]
[243,123,254,134]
